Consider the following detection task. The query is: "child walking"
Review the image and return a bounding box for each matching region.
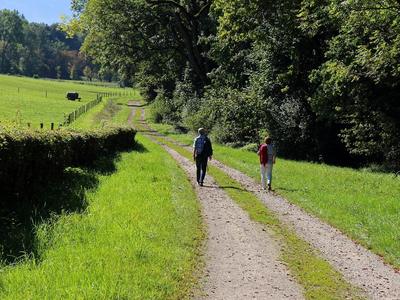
[257,137,276,191]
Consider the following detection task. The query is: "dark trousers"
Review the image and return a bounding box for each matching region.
[196,155,208,183]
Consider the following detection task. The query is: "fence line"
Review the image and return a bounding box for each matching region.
[63,94,104,126]
[17,90,135,130]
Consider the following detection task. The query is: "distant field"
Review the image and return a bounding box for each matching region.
[0,75,139,128]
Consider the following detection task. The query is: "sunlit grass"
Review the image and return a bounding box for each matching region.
[71,98,131,129]
[0,75,138,127]
[0,97,203,299]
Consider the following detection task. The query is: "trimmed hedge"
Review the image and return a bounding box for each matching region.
[0,126,136,199]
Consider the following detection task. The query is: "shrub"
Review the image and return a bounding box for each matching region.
[209,90,263,145]
[240,143,259,152]
[0,126,136,201]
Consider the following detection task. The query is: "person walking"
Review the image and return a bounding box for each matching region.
[257,136,276,191]
[193,128,213,186]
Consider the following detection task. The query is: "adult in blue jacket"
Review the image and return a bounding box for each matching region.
[193,128,213,186]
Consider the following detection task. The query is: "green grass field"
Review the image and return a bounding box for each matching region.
[144,106,400,269]
[0,138,203,299]
[0,98,203,299]
[0,75,139,128]
[71,98,132,129]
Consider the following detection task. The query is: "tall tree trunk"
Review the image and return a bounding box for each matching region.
[175,12,208,85]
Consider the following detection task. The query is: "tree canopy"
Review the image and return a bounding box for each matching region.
[0,9,106,80]
[56,1,400,169]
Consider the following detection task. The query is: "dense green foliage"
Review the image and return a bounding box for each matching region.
[0,9,83,79]
[0,9,121,81]
[71,0,400,169]
[67,0,215,94]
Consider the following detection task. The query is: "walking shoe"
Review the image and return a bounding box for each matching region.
[200,182,204,186]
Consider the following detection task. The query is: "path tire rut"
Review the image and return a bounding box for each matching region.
[129,102,400,299]
[128,102,304,299]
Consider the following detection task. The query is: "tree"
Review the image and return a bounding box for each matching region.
[83,65,93,81]
[68,0,215,97]
[304,0,400,168]
[0,10,24,73]
[66,0,400,169]
[0,9,105,80]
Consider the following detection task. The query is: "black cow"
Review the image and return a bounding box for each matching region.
[66,92,81,101]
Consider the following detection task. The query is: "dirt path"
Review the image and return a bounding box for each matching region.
[165,147,303,299]
[209,160,400,299]
[127,102,304,299]
[131,102,400,299]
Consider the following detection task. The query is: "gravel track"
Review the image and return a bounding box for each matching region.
[165,147,303,300]
[130,102,400,299]
[127,103,304,299]
[208,160,400,300]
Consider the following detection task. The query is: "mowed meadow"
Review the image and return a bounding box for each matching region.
[0,75,139,128]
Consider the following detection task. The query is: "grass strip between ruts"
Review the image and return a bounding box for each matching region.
[139,125,364,300]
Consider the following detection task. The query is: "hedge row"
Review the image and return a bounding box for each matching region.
[0,126,136,199]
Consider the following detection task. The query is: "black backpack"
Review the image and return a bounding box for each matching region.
[203,137,212,156]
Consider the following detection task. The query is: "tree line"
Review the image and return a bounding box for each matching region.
[0,9,119,81]
[70,0,399,170]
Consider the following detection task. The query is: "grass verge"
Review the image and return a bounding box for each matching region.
[71,99,131,129]
[0,136,203,299]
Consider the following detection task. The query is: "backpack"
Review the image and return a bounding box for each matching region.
[195,135,207,155]
[203,137,211,156]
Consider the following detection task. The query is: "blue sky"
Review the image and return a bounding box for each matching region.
[0,0,72,24]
